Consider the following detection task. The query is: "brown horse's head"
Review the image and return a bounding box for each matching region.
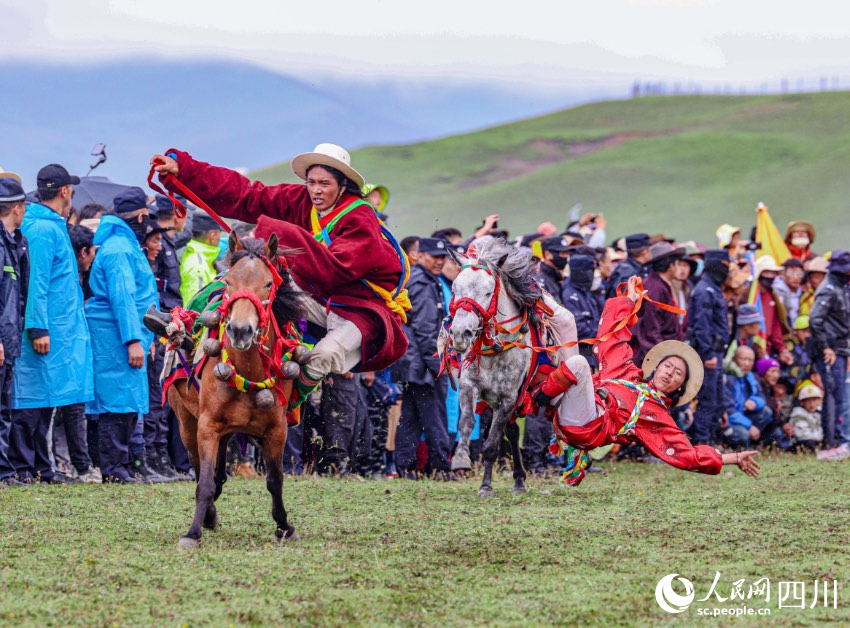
[222,233,279,352]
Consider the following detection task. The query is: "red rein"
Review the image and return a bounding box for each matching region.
[147,155,233,234]
[217,255,294,405]
[448,265,502,366]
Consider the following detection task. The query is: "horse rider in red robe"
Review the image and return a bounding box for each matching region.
[535,276,761,486]
[144,144,410,404]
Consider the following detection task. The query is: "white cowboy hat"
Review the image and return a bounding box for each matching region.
[290,143,364,188]
[642,340,704,406]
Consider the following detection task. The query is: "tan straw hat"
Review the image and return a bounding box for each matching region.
[291,143,364,188]
[785,220,816,243]
[642,340,704,406]
[0,167,23,185]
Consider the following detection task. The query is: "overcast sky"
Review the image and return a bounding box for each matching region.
[3,0,850,89]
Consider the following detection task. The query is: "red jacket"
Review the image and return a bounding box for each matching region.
[162,150,407,372]
[558,297,722,475]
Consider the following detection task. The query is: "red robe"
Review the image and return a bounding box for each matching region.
[557,297,722,475]
[162,150,407,372]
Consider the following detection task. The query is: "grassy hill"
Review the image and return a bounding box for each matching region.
[252,92,850,249]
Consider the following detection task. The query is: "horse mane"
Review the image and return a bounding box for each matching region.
[470,236,541,310]
[228,237,306,325]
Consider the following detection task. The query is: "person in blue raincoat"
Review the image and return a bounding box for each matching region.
[85,188,159,483]
[11,164,93,484]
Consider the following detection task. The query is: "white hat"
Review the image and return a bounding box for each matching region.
[754,255,783,277]
[798,384,823,402]
[291,143,364,188]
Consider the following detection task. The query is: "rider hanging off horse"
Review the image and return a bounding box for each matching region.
[144,143,411,408]
[534,275,761,485]
[443,243,761,492]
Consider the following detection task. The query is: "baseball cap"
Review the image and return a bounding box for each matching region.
[0,178,26,203]
[36,164,80,191]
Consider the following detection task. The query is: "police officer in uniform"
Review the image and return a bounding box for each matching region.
[534,236,577,305]
[606,233,652,298]
[395,238,454,479]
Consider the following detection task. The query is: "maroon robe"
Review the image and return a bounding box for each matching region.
[162,149,407,372]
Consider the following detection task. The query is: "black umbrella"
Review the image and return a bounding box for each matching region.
[72,176,138,211]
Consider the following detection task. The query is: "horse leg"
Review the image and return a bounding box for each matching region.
[478,404,512,498]
[203,434,231,530]
[451,382,477,472]
[263,427,298,542]
[168,387,200,476]
[179,419,220,549]
[505,419,527,494]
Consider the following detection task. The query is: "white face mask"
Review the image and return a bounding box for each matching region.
[591,269,602,292]
[791,236,810,248]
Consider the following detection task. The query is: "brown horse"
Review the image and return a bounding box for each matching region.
[168,233,305,548]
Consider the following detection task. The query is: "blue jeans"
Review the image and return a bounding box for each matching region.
[817,356,849,446]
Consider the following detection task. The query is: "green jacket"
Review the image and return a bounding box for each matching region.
[180,239,220,305]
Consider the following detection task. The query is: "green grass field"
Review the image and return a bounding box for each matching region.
[1,455,847,626]
[252,92,850,249]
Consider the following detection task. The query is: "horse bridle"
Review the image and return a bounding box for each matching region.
[217,254,285,347]
[449,262,501,339]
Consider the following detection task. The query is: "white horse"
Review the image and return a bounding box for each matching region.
[443,237,578,497]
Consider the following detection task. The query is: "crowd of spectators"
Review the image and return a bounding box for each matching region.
[1,163,848,487]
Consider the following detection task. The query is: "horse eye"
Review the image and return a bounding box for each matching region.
[265,281,273,289]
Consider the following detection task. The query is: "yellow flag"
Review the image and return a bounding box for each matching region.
[754,202,791,264]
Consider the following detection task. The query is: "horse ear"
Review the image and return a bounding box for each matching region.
[496,253,509,268]
[447,246,468,267]
[228,232,242,255]
[265,233,279,259]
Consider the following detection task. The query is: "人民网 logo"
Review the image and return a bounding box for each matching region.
[656,574,695,613]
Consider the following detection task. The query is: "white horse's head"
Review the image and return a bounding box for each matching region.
[448,248,504,354]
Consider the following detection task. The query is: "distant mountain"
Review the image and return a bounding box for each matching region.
[0,60,617,187]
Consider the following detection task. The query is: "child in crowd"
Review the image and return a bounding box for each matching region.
[790,385,824,452]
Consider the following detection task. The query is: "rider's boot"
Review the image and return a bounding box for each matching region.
[534,361,579,407]
[143,305,194,351]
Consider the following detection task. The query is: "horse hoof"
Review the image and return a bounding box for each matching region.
[177,536,201,550]
[477,486,495,498]
[451,454,472,472]
[512,485,528,495]
[203,514,219,530]
[277,526,300,542]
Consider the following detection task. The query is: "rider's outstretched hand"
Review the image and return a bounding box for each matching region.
[151,154,179,176]
[722,450,760,477]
